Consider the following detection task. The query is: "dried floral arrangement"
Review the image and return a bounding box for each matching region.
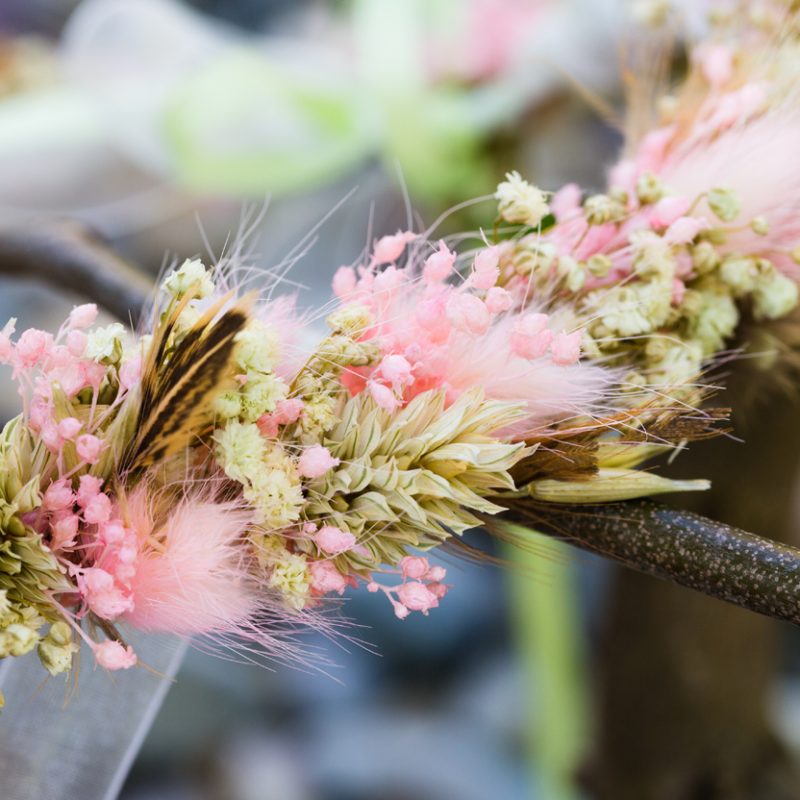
[2,4,800,702]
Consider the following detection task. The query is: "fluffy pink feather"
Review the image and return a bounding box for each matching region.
[429,313,615,433]
[333,258,613,432]
[123,487,258,635]
[661,108,800,276]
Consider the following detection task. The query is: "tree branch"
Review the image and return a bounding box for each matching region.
[0,223,152,323]
[501,500,800,626]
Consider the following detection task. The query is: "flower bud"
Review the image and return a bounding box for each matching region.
[707,187,741,222]
[584,194,616,225]
[636,172,665,204]
[691,241,720,275]
[162,258,214,299]
[587,254,612,277]
[495,171,550,227]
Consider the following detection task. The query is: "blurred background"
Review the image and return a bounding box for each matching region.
[2,1,800,798]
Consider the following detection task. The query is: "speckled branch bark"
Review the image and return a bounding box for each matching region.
[503,499,800,626]
[0,223,152,323]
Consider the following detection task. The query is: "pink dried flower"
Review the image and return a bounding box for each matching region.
[550,331,582,366]
[396,582,440,614]
[92,640,137,670]
[276,398,305,423]
[119,356,142,390]
[371,231,417,266]
[46,345,73,370]
[258,398,305,437]
[80,567,133,619]
[83,493,112,525]
[379,354,414,390]
[43,479,75,512]
[664,216,706,245]
[298,445,340,478]
[314,525,356,555]
[697,43,733,89]
[423,241,456,283]
[332,266,357,298]
[672,279,687,306]
[28,397,48,431]
[0,319,15,363]
[446,293,490,336]
[373,265,403,295]
[57,417,82,440]
[68,304,98,329]
[551,183,581,220]
[510,314,552,360]
[400,556,430,580]
[472,247,500,290]
[76,475,104,507]
[76,434,104,464]
[485,287,513,314]
[649,196,691,228]
[415,291,451,341]
[15,329,53,368]
[50,512,79,549]
[40,421,62,452]
[66,330,88,357]
[368,380,401,412]
[310,560,349,595]
[98,519,127,546]
[427,582,449,600]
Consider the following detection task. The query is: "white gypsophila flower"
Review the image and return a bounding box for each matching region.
[247,442,304,528]
[691,284,739,354]
[213,420,266,484]
[597,280,672,338]
[495,171,550,228]
[753,269,799,320]
[631,231,675,279]
[174,305,202,332]
[235,320,281,374]
[240,373,288,422]
[267,552,310,610]
[719,256,757,296]
[245,467,304,529]
[162,258,215,299]
[85,323,127,362]
[213,390,243,420]
[298,396,338,441]
[326,304,373,335]
[647,340,704,386]
[692,241,720,275]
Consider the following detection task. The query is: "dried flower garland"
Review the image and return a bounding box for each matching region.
[1,4,800,701]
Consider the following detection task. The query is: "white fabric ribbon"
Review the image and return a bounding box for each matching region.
[0,633,187,800]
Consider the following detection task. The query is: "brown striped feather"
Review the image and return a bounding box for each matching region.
[120,292,254,472]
